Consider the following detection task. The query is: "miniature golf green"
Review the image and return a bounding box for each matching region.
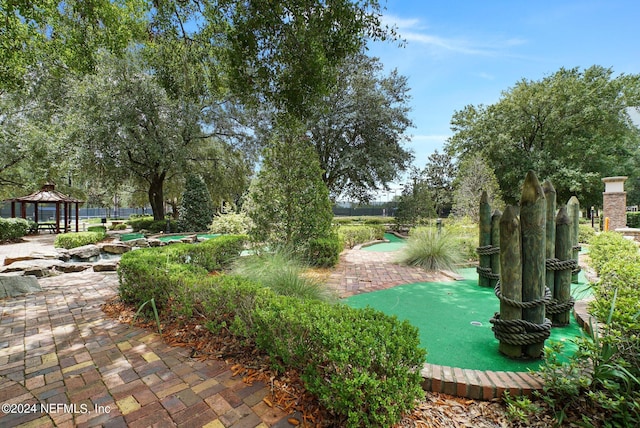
[346,234,593,372]
[118,233,221,242]
[155,233,221,243]
[362,233,407,252]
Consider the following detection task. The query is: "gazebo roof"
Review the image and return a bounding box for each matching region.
[4,184,83,203]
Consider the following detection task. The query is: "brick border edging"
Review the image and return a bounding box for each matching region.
[419,301,594,400]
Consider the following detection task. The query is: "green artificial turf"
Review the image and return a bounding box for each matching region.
[362,233,406,252]
[346,268,592,372]
[156,233,221,242]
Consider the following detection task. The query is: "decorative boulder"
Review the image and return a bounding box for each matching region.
[92,260,119,272]
[98,242,131,254]
[0,259,64,277]
[0,275,42,298]
[67,244,101,260]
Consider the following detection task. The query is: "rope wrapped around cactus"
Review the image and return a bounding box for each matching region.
[489,281,552,346]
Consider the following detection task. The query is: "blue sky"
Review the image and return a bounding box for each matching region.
[366,0,640,170]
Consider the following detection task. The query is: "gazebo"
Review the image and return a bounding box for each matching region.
[4,183,84,233]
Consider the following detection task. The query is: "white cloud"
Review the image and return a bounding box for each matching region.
[382,14,526,57]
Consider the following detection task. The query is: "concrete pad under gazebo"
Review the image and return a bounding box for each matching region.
[3,184,84,233]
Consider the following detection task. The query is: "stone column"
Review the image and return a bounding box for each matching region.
[602,176,627,231]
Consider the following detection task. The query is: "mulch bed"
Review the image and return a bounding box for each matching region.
[102,297,526,427]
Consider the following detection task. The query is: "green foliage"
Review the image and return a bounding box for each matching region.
[588,232,639,273]
[118,240,426,426]
[0,218,31,241]
[529,232,640,426]
[305,235,343,268]
[445,218,480,263]
[627,212,640,228]
[446,66,640,210]
[127,216,177,234]
[110,223,128,231]
[178,174,214,232]
[245,130,334,252]
[451,153,504,220]
[337,224,386,248]
[394,174,436,229]
[118,235,246,314]
[54,231,106,249]
[209,211,254,235]
[306,52,413,201]
[396,227,464,271]
[233,249,336,302]
[252,298,426,427]
[87,225,107,234]
[578,224,596,244]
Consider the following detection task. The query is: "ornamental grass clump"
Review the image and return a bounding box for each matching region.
[232,249,337,303]
[396,226,463,271]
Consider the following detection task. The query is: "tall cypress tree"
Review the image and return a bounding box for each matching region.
[178,174,214,232]
[245,133,333,251]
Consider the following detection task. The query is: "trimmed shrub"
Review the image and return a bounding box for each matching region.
[88,225,107,234]
[118,235,247,313]
[209,211,253,235]
[578,224,596,244]
[54,231,106,249]
[536,229,640,426]
[627,211,640,228]
[118,243,426,426]
[0,217,31,241]
[338,224,385,249]
[252,297,426,427]
[128,216,177,233]
[118,247,207,312]
[305,235,343,267]
[170,235,247,272]
[588,232,638,273]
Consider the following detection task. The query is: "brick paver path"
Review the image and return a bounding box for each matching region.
[328,248,454,297]
[0,271,292,428]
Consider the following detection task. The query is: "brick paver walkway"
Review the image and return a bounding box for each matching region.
[0,271,292,428]
[327,248,454,297]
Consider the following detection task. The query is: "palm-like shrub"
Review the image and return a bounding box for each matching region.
[396,227,463,271]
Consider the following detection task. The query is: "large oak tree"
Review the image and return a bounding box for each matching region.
[446,66,640,210]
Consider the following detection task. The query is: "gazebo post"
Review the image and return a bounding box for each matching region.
[64,202,69,232]
[34,202,39,223]
[55,202,61,233]
[11,201,15,218]
[75,203,80,232]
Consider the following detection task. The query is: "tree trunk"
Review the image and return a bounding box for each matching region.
[520,171,547,358]
[148,173,166,221]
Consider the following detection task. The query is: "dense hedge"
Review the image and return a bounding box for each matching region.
[337,224,385,248]
[54,231,107,249]
[627,211,640,228]
[118,235,425,427]
[0,218,32,241]
[127,216,178,233]
[118,235,247,310]
[305,235,343,267]
[581,231,640,424]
